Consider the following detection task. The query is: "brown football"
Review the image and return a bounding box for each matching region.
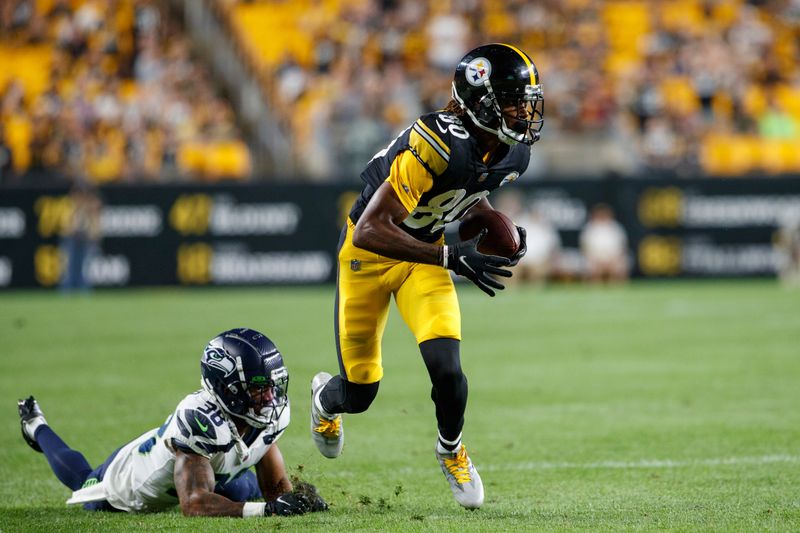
[458,209,521,259]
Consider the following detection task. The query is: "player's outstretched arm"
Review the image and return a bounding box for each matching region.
[174,449,308,518]
[174,449,248,517]
[257,444,329,513]
[255,444,292,501]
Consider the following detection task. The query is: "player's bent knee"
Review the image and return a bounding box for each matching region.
[417,327,460,345]
[437,368,466,388]
[347,361,383,384]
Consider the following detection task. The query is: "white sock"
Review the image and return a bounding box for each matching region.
[314,388,337,420]
[437,432,462,454]
[24,416,48,439]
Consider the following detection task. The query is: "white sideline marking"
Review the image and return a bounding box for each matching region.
[479,454,800,472]
[315,454,800,478]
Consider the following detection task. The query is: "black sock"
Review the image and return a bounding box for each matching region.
[319,375,380,414]
[421,338,468,442]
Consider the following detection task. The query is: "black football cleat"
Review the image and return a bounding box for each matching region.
[18,396,45,452]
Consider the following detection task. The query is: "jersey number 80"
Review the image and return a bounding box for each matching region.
[404,188,489,232]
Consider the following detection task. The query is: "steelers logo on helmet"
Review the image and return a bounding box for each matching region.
[499,171,520,187]
[465,57,492,86]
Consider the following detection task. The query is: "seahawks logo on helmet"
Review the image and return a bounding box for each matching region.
[203,346,236,377]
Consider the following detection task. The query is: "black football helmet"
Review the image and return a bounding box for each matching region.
[452,43,544,146]
[200,328,289,429]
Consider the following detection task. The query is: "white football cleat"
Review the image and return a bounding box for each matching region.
[18,396,47,453]
[435,443,484,509]
[310,372,343,458]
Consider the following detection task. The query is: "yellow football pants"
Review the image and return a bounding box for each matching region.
[335,220,461,384]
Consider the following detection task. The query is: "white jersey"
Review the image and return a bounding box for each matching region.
[67,390,289,512]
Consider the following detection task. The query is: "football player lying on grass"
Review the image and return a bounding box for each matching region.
[17,328,327,518]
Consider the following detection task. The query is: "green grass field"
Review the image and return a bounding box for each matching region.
[1,281,799,532]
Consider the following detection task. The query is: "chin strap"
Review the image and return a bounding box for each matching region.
[225,416,250,463]
[205,382,251,464]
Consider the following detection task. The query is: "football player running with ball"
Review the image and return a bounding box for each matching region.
[310,43,543,509]
[18,328,327,518]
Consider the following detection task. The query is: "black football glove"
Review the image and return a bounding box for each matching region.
[508,226,527,267]
[264,492,310,516]
[447,229,512,297]
[291,481,328,512]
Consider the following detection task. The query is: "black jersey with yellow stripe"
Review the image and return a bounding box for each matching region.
[348,111,531,243]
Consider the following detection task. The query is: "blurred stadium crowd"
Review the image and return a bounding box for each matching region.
[2,0,800,183]
[0,0,250,183]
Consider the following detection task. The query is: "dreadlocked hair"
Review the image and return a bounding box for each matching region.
[442,99,466,117]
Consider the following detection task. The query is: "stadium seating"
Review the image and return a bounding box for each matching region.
[0,44,52,101]
[218,0,800,180]
[0,0,251,182]
[601,2,649,76]
[2,0,799,181]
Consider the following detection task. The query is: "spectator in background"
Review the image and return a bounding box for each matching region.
[758,96,799,139]
[517,207,561,285]
[1,0,249,182]
[0,123,13,183]
[60,183,102,292]
[580,203,629,283]
[640,116,682,171]
[247,0,800,179]
[494,190,561,286]
[774,214,800,287]
[6,0,800,181]
[425,5,468,72]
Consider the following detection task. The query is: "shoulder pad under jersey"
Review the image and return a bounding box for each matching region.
[167,392,235,458]
[408,112,473,178]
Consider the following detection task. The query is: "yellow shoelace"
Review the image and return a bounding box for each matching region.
[314,416,341,438]
[443,446,472,484]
